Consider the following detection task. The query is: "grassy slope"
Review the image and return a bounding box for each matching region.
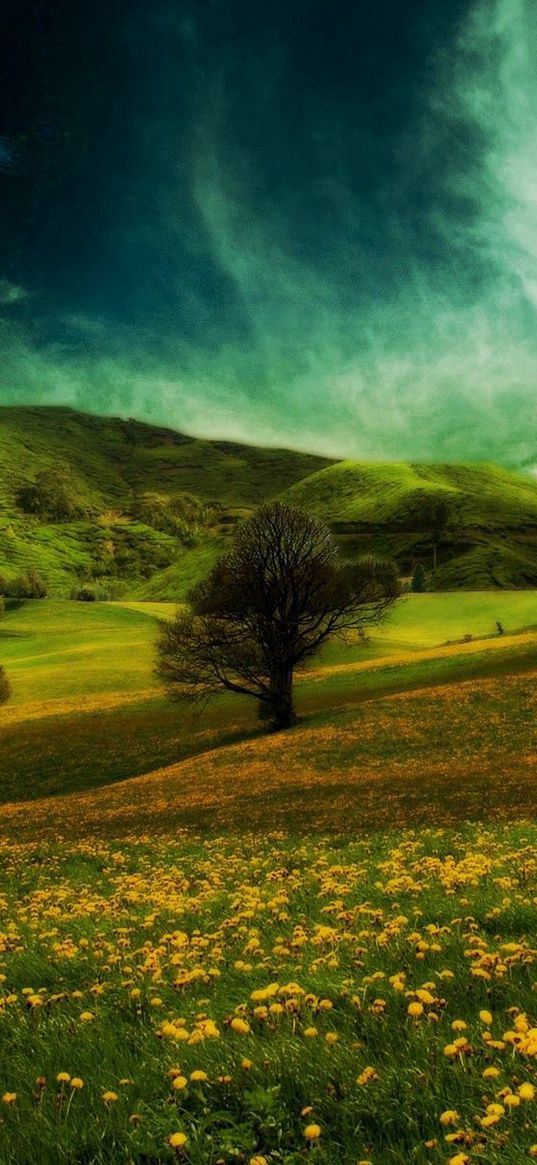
[1,593,536,805]
[1,826,535,1165]
[0,406,331,593]
[3,406,537,591]
[283,461,537,588]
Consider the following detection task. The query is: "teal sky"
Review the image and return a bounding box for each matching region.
[1,0,537,466]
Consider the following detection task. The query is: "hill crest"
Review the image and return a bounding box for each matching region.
[1,405,537,593]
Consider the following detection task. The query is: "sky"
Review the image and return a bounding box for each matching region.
[1,0,537,465]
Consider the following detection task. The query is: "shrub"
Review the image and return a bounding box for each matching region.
[71,587,97,602]
[411,563,427,593]
[0,665,11,704]
[3,569,48,599]
[17,465,89,523]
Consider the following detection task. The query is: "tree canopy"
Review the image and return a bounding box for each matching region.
[157,501,400,729]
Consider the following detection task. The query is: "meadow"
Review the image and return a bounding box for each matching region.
[0,593,537,1163]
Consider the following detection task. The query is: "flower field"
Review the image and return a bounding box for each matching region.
[1,826,537,1164]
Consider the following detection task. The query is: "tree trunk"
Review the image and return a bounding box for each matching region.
[268,666,297,731]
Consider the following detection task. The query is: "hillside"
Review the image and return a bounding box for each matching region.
[2,405,537,592]
[0,406,332,595]
[282,460,537,588]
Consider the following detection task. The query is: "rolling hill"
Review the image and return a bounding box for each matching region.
[1,404,537,593]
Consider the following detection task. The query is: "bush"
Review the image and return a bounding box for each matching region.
[1,569,48,599]
[71,587,97,602]
[0,665,11,704]
[411,563,428,593]
[17,465,89,523]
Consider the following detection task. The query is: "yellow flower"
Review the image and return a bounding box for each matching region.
[230,1017,250,1034]
[102,1090,118,1103]
[79,1011,94,1022]
[172,1076,188,1091]
[443,1043,458,1058]
[407,1001,424,1018]
[169,1132,188,1149]
[529,1147,537,1157]
[357,1066,378,1086]
[504,1092,520,1107]
[304,1123,322,1140]
[480,1113,500,1127]
[439,1110,459,1126]
[448,1156,469,1165]
[70,1077,84,1090]
[241,1058,253,1070]
[482,1066,500,1078]
[56,1072,71,1083]
[451,1019,467,1032]
[519,1082,535,1101]
[304,1026,318,1037]
[190,1070,208,1082]
[325,1032,339,1044]
[2,1093,17,1105]
[479,1009,493,1025]
[250,1158,268,1165]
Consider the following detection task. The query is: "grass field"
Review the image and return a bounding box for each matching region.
[1,594,537,1163]
[0,593,536,804]
[4,406,537,592]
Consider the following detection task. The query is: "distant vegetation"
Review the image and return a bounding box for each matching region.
[2,405,537,595]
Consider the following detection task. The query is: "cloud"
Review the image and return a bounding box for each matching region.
[2,0,537,467]
[0,280,30,306]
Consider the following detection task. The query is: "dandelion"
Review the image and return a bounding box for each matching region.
[70,1078,84,1089]
[2,1093,17,1105]
[304,1123,322,1140]
[169,1132,188,1148]
[172,1076,188,1091]
[439,1110,459,1126]
[518,1082,535,1101]
[102,1091,118,1103]
[79,1011,94,1022]
[407,1001,424,1018]
[357,1067,378,1086]
[479,1009,493,1025]
[230,1017,250,1034]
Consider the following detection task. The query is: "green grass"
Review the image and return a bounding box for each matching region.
[0,827,536,1164]
[3,406,537,593]
[0,594,536,805]
[0,596,537,1164]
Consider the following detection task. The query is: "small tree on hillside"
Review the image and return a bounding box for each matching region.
[156,501,400,730]
[0,665,11,704]
[17,464,87,522]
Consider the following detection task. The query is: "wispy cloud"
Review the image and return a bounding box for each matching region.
[1,0,537,466]
[0,280,30,306]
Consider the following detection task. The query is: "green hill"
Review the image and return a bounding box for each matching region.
[282,460,537,588]
[2,405,537,593]
[0,406,331,596]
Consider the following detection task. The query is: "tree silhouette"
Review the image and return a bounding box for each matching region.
[157,501,399,730]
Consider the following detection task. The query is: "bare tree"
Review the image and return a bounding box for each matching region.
[156,502,400,730]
